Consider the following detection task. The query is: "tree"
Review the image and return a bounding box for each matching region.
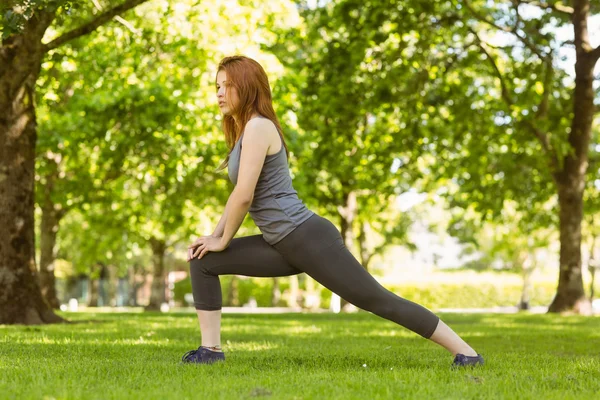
[0,0,151,324]
[19,0,302,316]
[275,0,434,255]
[448,0,600,313]
[272,0,457,309]
[34,24,154,308]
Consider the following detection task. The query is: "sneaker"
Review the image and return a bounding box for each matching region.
[452,353,484,367]
[181,346,225,364]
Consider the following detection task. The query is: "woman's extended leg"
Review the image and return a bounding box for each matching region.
[185,234,301,362]
[273,214,481,362]
[428,320,477,356]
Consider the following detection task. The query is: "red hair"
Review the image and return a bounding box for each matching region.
[215,55,289,171]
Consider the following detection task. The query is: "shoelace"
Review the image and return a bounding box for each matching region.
[182,348,200,362]
[182,346,224,363]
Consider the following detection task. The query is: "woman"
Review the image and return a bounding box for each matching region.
[183,55,484,367]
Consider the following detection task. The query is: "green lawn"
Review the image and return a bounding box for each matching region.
[1,311,599,399]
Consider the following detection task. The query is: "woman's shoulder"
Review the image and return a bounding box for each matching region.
[245,116,277,132]
[243,117,279,143]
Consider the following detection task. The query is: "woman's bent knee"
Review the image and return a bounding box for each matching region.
[189,257,213,274]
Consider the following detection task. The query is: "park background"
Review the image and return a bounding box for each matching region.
[3,1,600,399]
[3,0,598,317]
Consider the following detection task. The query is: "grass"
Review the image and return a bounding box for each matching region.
[1,311,599,399]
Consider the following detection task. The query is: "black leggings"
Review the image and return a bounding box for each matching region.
[189,213,440,338]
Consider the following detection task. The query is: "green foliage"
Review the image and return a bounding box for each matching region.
[173,274,556,309]
[393,282,556,309]
[270,0,431,259]
[429,0,574,222]
[56,207,151,276]
[18,0,598,307]
[1,0,72,38]
[37,0,301,275]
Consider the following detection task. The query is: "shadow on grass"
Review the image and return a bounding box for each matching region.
[4,311,599,351]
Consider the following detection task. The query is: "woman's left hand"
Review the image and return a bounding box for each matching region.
[187,236,228,261]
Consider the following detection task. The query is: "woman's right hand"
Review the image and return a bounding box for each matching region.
[187,234,217,262]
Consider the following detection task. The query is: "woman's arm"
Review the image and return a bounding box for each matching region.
[188,190,237,261]
[188,187,252,261]
[219,187,253,246]
[211,194,233,237]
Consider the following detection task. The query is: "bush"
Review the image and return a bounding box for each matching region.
[174,275,556,309]
[386,282,556,309]
[174,276,290,307]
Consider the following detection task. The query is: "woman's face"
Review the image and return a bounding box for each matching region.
[216,70,239,116]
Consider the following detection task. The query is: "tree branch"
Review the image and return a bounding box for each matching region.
[521,119,558,167]
[463,0,547,59]
[42,0,150,52]
[535,57,553,118]
[92,0,141,35]
[517,0,574,14]
[484,42,518,52]
[469,28,559,168]
[513,0,522,33]
[463,0,511,33]
[469,27,513,106]
[511,0,548,59]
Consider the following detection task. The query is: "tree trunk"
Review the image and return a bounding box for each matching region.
[0,12,63,324]
[550,181,590,313]
[339,190,358,252]
[357,221,373,272]
[548,2,598,312]
[77,274,90,304]
[304,276,320,309]
[336,190,358,311]
[519,252,535,311]
[227,276,239,306]
[39,203,62,309]
[145,238,166,311]
[39,162,66,309]
[87,262,105,307]
[288,275,299,308]
[88,276,99,307]
[129,264,143,306]
[271,278,281,307]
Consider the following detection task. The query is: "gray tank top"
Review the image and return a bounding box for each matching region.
[227,119,315,245]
